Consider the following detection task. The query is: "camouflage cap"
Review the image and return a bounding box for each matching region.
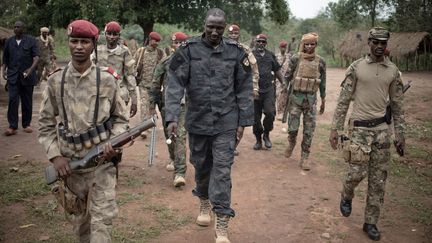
[368,27,390,41]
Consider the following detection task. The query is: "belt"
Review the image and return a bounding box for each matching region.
[353,117,386,128]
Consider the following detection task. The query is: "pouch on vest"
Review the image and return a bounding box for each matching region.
[349,143,371,164]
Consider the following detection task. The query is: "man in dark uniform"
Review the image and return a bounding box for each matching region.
[252,34,284,150]
[165,8,253,243]
[2,21,39,136]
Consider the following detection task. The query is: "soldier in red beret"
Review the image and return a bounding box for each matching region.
[38,19,128,242]
[95,21,138,118]
[149,31,189,187]
[134,31,165,139]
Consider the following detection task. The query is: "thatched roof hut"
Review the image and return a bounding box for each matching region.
[339,31,431,70]
[339,31,431,59]
[0,27,14,40]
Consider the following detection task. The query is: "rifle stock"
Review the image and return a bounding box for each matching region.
[45,116,157,185]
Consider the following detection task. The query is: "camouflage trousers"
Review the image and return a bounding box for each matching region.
[342,127,390,225]
[139,86,150,121]
[160,103,187,176]
[189,129,236,217]
[287,98,316,157]
[65,163,118,243]
[276,82,288,115]
[36,57,51,84]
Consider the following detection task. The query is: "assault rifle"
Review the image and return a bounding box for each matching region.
[281,82,293,123]
[45,116,157,185]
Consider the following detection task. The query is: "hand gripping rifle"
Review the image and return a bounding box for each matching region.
[45,116,157,185]
[281,81,293,123]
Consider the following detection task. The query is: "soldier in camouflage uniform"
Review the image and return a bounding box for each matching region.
[36,27,55,85]
[284,32,326,171]
[276,40,290,121]
[149,31,188,187]
[96,21,137,118]
[165,9,254,243]
[329,27,405,241]
[134,31,165,138]
[38,20,128,242]
[128,35,139,56]
[226,24,259,156]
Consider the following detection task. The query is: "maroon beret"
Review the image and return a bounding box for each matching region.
[256,33,268,40]
[172,32,188,41]
[228,24,240,32]
[149,32,162,41]
[279,40,288,47]
[68,20,99,39]
[105,21,121,33]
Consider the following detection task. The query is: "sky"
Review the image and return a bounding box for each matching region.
[288,0,337,19]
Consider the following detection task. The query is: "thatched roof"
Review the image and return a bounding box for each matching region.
[339,31,431,60]
[0,27,14,40]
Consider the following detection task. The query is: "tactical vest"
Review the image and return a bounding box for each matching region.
[293,57,321,93]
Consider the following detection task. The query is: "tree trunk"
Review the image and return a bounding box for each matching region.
[371,0,378,27]
[138,20,154,46]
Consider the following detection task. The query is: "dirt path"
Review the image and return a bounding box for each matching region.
[0,68,430,243]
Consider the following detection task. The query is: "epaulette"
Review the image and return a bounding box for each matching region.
[104,66,121,80]
[48,67,63,77]
[180,37,198,48]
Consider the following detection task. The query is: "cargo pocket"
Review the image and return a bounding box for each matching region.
[349,143,371,164]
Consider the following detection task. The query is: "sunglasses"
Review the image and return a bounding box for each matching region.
[372,40,387,45]
[256,40,267,43]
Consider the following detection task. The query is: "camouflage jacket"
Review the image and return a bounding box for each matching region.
[276,51,290,76]
[165,36,254,135]
[285,53,326,105]
[38,62,128,160]
[134,46,165,88]
[149,54,171,106]
[331,55,405,139]
[36,35,54,60]
[96,44,137,103]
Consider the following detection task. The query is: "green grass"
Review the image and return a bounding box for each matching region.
[117,192,145,206]
[0,160,50,204]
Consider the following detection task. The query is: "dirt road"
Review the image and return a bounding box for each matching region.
[0,68,430,243]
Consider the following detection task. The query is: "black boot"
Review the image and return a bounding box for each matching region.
[340,198,352,217]
[263,132,272,149]
[363,223,381,241]
[253,135,262,150]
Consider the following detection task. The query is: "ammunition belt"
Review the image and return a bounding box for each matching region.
[292,77,321,93]
[58,119,113,151]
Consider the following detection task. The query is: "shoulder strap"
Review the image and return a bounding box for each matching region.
[93,66,101,126]
[60,66,69,129]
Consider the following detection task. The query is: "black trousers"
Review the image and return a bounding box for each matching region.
[253,88,276,138]
[189,130,236,217]
[7,81,34,129]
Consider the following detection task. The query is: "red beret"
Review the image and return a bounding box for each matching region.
[68,20,99,39]
[172,32,188,41]
[228,24,240,32]
[105,21,121,33]
[256,34,268,40]
[279,40,288,47]
[149,32,162,41]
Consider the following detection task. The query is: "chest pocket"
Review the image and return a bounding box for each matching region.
[222,58,236,86]
[87,87,113,125]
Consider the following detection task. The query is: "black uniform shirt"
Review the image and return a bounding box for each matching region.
[253,49,281,93]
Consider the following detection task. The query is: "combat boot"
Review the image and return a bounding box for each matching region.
[263,132,272,149]
[215,213,231,243]
[166,161,174,171]
[299,152,311,171]
[173,174,186,187]
[196,198,212,226]
[363,223,381,241]
[253,135,262,150]
[340,198,352,217]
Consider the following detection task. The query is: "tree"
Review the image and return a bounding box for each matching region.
[388,0,432,32]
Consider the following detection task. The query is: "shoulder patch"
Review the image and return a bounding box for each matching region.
[105,66,120,80]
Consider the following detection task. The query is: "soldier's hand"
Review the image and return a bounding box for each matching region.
[319,98,325,115]
[52,156,71,178]
[236,126,245,147]
[329,129,339,150]
[101,143,119,162]
[23,68,32,79]
[253,90,259,100]
[394,137,405,156]
[167,122,178,137]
